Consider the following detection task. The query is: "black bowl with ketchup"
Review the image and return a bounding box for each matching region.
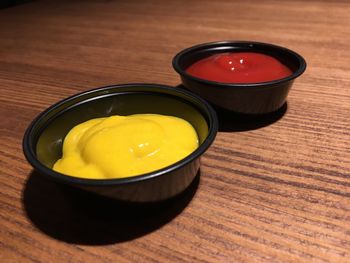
[172,41,306,114]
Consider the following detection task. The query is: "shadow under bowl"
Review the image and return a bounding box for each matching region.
[23,84,218,203]
[172,40,307,114]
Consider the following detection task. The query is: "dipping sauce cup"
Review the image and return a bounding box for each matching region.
[23,84,218,202]
[173,41,306,114]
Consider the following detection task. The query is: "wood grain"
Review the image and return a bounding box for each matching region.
[1,0,349,262]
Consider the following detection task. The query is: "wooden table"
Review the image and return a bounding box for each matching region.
[1,1,349,262]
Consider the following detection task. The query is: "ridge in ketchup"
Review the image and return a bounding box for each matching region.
[186,52,292,83]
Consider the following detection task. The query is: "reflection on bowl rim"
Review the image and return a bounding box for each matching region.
[172,40,307,88]
[23,83,218,187]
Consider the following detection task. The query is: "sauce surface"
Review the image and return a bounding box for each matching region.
[53,114,199,179]
[186,52,292,83]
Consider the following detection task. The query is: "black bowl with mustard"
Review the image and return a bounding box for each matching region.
[23,84,218,203]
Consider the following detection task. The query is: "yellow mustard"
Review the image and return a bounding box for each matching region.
[53,114,199,179]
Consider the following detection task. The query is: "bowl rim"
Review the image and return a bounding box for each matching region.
[23,83,218,187]
[172,40,307,88]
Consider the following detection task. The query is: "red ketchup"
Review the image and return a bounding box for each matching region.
[186,52,292,83]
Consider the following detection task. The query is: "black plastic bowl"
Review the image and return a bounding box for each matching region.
[172,41,306,114]
[23,84,218,202]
